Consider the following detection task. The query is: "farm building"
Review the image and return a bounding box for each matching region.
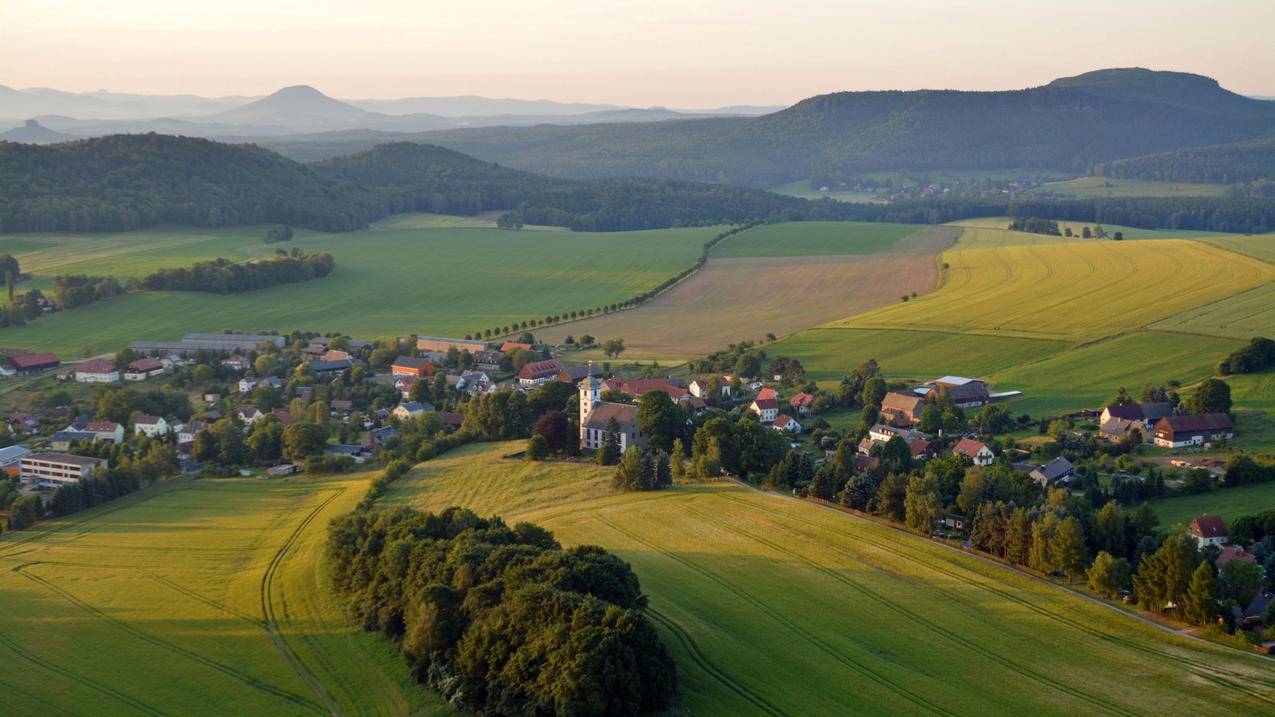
[8,352,60,376]
[1100,402,1173,427]
[952,437,995,466]
[1153,413,1233,448]
[391,356,434,378]
[1187,515,1229,549]
[473,351,504,371]
[124,358,165,381]
[1099,417,1148,442]
[556,364,604,385]
[415,336,487,354]
[500,341,533,352]
[517,359,566,386]
[921,376,990,409]
[689,377,732,400]
[1029,457,1075,487]
[130,333,284,356]
[579,373,644,453]
[308,358,355,374]
[881,391,925,426]
[75,359,119,383]
[20,452,107,488]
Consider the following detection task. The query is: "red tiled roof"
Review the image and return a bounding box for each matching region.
[1217,545,1256,566]
[790,392,815,408]
[756,387,778,401]
[128,358,164,372]
[952,437,989,458]
[10,352,59,369]
[752,398,778,411]
[1189,515,1228,539]
[500,342,533,352]
[517,359,565,380]
[77,359,115,374]
[1159,413,1234,433]
[84,421,121,432]
[135,414,163,425]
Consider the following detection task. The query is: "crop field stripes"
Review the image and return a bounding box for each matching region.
[144,571,265,626]
[13,562,327,714]
[260,487,349,717]
[719,492,1275,707]
[681,505,1139,716]
[591,509,961,717]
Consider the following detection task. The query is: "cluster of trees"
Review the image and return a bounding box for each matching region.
[1222,455,1275,489]
[1217,337,1275,376]
[139,250,334,294]
[1008,217,1061,235]
[325,507,677,715]
[49,274,124,309]
[614,446,674,491]
[1229,509,1275,545]
[1094,137,1275,184]
[49,442,178,517]
[263,224,294,243]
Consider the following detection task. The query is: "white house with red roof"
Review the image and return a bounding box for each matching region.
[1187,515,1229,549]
[952,437,995,467]
[75,359,119,383]
[750,398,779,423]
[789,392,815,417]
[222,354,251,371]
[124,358,165,381]
[517,359,566,386]
[772,414,802,433]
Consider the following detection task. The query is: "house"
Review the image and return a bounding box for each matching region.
[364,426,399,448]
[772,414,802,433]
[473,350,504,371]
[1187,515,1229,549]
[392,375,417,398]
[1153,413,1234,448]
[318,349,351,362]
[51,431,97,451]
[222,354,251,371]
[330,399,353,415]
[516,359,565,386]
[294,386,314,403]
[238,377,260,394]
[579,374,644,453]
[75,359,119,383]
[1239,592,1274,628]
[10,352,60,375]
[1099,417,1148,442]
[325,444,369,464]
[203,393,221,403]
[689,377,732,400]
[235,406,264,424]
[756,387,779,402]
[457,371,492,390]
[868,423,909,443]
[881,391,925,427]
[922,376,990,408]
[309,358,355,375]
[500,341,533,353]
[82,421,125,443]
[133,415,170,437]
[557,364,604,385]
[942,514,967,531]
[1216,545,1257,568]
[789,392,815,417]
[391,356,434,378]
[271,408,294,425]
[1100,402,1173,428]
[178,421,206,444]
[393,402,430,420]
[19,452,107,488]
[952,437,995,466]
[750,398,779,423]
[415,336,487,354]
[438,412,465,432]
[908,438,936,461]
[123,358,165,381]
[1029,457,1075,487]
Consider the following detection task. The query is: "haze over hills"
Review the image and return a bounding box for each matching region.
[0,119,71,144]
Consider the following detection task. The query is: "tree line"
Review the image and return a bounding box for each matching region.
[325,507,677,715]
[139,250,334,293]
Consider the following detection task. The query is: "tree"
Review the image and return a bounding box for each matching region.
[875,474,907,522]
[264,225,294,243]
[1005,508,1033,565]
[525,434,549,462]
[1050,516,1088,581]
[1029,513,1060,574]
[1219,559,1264,607]
[669,438,687,482]
[1093,501,1129,559]
[596,417,621,466]
[971,502,1007,555]
[1183,561,1220,626]
[192,428,217,463]
[247,417,284,461]
[637,391,686,452]
[283,421,327,460]
[1132,502,1159,541]
[1086,551,1132,598]
[1187,377,1232,415]
[904,476,940,534]
[973,404,1014,435]
[1133,533,1197,613]
[212,418,247,465]
[602,338,626,359]
[531,410,572,454]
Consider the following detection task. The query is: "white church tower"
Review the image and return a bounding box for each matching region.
[579,361,601,445]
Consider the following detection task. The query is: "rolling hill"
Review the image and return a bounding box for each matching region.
[0,119,71,144]
[1095,136,1275,184]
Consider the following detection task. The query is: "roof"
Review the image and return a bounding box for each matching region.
[773,414,799,429]
[1139,402,1174,422]
[1031,457,1074,482]
[10,352,59,369]
[517,359,565,380]
[24,451,105,467]
[1245,592,1275,619]
[392,356,432,370]
[1100,417,1142,435]
[882,391,924,414]
[398,401,427,412]
[330,399,353,411]
[908,438,933,456]
[583,401,639,430]
[309,358,354,372]
[619,377,686,396]
[952,437,990,458]
[127,358,164,371]
[557,364,603,382]
[134,414,163,425]
[1159,413,1234,433]
[438,411,464,428]
[472,350,504,364]
[756,387,778,401]
[752,398,779,411]
[0,445,31,462]
[501,342,533,352]
[789,392,815,408]
[931,382,989,402]
[77,359,116,374]
[934,375,979,386]
[83,421,121,432]
[1216,545,1257,566]
[1188,515,1228,539]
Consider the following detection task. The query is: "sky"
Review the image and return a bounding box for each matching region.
[3,0,1273,107]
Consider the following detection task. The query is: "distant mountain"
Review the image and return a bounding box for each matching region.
[0,119,72,144]
[0,85,254,119]
[400,68,1275,186]
[205,85,404,129]
[346,95,622,117]
[1095,137,1275,184]
[0,135,863,234]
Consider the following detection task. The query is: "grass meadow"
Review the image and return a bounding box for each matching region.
[1146,481,1275,529]
[711,221,920,257]
[1030,176,1229,198]
[0,218,717,357]
[381,442,1275,716]
[0,474,450,716]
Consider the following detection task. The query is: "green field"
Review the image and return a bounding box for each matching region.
[1201,233,1275,263]
[1152,281,1275,339]
[1146,481,1275,529]
[0,474,450,716]
[0,218,717,357]
[1031,176,1229,198]
[381,442,1275,715]
[712,221,921,257]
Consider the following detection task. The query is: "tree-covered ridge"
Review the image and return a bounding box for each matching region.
[326,506,677,715]
[0,134,380,233]
[1094,137,1275,185]
[411,70,1275,187]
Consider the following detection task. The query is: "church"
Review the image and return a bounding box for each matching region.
[578,366,645,453]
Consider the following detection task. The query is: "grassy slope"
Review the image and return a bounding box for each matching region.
[1147,481,1275,529]
[382,442,1275,716]
[1030,176,1229,198]
[0,219,716,356]
[712,221,918,257]
[0,474,449,716]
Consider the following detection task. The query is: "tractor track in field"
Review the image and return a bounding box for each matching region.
[144,571,265,626]
[591,510,959,717]
[260,487,348,717]
[644,607,789,717]
[718,491,1275,706]
[14,563,325,714]
[685,506,1136,716]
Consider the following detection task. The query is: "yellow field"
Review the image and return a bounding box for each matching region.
[827,239,1275,341]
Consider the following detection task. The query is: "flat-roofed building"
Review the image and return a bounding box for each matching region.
[19,452,107,488]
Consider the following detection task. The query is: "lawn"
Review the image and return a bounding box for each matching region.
[0,474,450,716]
[381,442,1275,716]
[1146,481,1275,530]
[827,239,1275,341]
[991,331,1243,415]
[1030,176,1229,198]
[0,220,717,357]
[712,221,920,257]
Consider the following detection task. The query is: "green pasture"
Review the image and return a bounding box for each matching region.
[1030,176,1229,198]
[712,221,920,257]
[0,219,716,356]
[381,441,1275,716]
[1146,480,1275,530]
[0,474,449,716]
[1152,282,1275,340]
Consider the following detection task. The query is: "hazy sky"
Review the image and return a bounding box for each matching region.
[3,0,1273,106]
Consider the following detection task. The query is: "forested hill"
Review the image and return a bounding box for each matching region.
[0,134,858,234]
[1094,137,1275,185]
[312,142,855,231]
[403,69,1275,187]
